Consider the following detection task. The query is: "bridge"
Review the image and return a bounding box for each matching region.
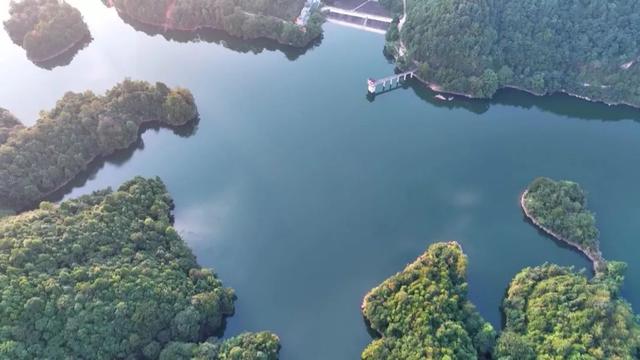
[368,70,415,93]
[322,6,392,34]
[322,6,393,23]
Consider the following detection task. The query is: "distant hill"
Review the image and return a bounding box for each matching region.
[104,0,324,47]
[386,0,640,107]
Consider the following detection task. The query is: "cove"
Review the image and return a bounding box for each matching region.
[2,2,640,359]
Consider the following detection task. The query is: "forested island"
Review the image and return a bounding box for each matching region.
[361,242,496,359]
[4,0,91,64]
[102,0,324,48]
[0,177,280,359]
[0,80,197,212]
[363,242,640,359]
[384,0,640,107]
[522,177,605,272]
[497,262,640,359]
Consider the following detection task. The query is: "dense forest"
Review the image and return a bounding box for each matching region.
[522,177,604,271]
[361,242,496,359]
[386,0,640,106]
[0,177,280,359]
[0,80,197,211]
[103,0,324,48]
[4,0,91,63]
[363,242,640,359]
[0,109,23,145]
[497,263,640,359]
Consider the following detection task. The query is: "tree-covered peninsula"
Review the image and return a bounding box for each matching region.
[386,0,640,106]
[496,263,640,359]
[522,177,604,272]
[361,242,496,359]
[362,242,640,359]
[0,80,197,211]
[4,0,91,64]
[0,177,280,359]
[103,0,324,48]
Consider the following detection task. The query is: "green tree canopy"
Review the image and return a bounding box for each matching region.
[497,263,640,359]
[4,0,91,62]
[105,0,323,48]
[0,79,198,210]
[361,242,496,359]
[392,0,640,106]
[523,177,604,271]
[0,177,280,359]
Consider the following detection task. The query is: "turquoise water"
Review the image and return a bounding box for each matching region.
[2,2,640,359]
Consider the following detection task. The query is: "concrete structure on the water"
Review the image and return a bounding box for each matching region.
[367,70,415,93]
[322,1,392,34]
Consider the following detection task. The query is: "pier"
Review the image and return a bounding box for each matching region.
[367,70,415,93]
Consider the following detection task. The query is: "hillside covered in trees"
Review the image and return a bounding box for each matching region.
[0,80,197,211]
[363,242,640,359]
[0,109,23,145]
[522,177,604,271]
[497,263,640,359]
[103,0,324,48]
[387,0,640,106]
[0,177,280,359]
[4,0,91,64]
[361,242,496,359]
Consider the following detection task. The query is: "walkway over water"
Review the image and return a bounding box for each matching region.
[322,4,392,34]
[323,6,393,23]
[368,70,415,93]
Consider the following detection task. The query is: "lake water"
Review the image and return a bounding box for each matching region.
[2,2,640,359]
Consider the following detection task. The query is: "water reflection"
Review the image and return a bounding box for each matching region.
[409,81,640,121]
[492,88,640,122]
[409,82,491,115]
[113,11,323,61]
[520,211,596,276]
[38,117,200,208]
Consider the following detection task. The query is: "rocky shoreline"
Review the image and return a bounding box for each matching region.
[520,190,606,273]
[28,33,90,63]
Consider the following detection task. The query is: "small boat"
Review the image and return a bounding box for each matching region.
[434,94,455,101]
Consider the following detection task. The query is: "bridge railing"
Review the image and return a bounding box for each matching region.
[368,70,416,93]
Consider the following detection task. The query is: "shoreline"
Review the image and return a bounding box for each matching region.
[28,32,90,63]
[396,43,640,109]
[410,72,640,109]
[111,8,316,48]
[360,240,462,312]
[8,115,196,213]
[520,190,605,273]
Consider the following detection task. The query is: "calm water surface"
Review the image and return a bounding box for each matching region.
[2,2,640,359]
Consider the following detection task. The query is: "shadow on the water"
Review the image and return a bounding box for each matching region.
[209,317,229,339]
[362,315,381,340]
[116,12,322,61]
[492,88,640,122]
[408,78,640,121]
[408,82,492,115]
[37,117,200,208]
[520,210,594,276]
[33,34,93,70]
